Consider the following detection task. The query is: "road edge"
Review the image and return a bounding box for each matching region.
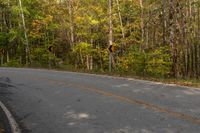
[0,101,21,133]
[38,68,200,90]
[1,67,200,90]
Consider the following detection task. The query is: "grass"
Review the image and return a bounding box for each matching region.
[2,64,199,88]
[23,65,200,89]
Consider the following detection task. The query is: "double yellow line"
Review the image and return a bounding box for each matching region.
[28,76,200,126]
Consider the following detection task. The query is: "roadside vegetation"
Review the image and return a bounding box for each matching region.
[0,0,200,87]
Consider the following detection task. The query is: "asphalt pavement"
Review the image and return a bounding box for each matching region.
[0,68,200,133]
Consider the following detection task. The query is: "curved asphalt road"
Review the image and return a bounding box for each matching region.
[0,68,200,133]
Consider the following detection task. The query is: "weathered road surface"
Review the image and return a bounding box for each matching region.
[0,68,200,133]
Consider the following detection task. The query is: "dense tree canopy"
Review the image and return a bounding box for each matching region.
[0,0,200,79]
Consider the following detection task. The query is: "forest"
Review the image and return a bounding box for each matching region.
[0,0,200,80]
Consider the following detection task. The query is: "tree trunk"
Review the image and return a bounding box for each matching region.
[1,55,4,65]
[6,50,9,63]
[140,0,144,49]
[185,49,188,78]
[18,0,31,65]
[145,9,150,48]
[116,0,125,53]
[162,0,167,45]
[169,0,177,78]
[109,0,114,72]
[197,45,200,78]
[90,56,93,70]
[86,55,89,70]
[68,0,74,48]
[197,7,200,78]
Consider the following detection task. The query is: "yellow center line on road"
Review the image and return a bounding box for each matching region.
[28,76,200,125]
[73,84,200,125]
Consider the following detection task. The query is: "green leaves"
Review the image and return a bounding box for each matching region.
[0,32,8,47]
[0,0,199,79]
[146,46,172,77]
[73,42,96,56]
[117,45,172,77]
[8,29,19,42]
[117,45,146,74]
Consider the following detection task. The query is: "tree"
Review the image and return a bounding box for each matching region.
[18,0,31,65]
[0,0,199,80]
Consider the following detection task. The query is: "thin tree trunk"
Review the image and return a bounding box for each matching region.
[68,0,74,48]
[145,9,150,48]
[109,0,114,72]
[140,0,144,49]
[116,0,125,53]
[192,44,196,77]
[197,45,200,78]
[7,0,12,29]
[162,0,167,45]
[86,55,89,70]
[6,50,9,63]
[183,3,188,78]
[80,53,84,65]
[197,7,200,77]
[90,56,93,70]
[169,0,177,78]
[185,49,188,78]
[18,0,31,65]
[1,55,3,65]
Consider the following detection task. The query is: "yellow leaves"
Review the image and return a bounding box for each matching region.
[30,20,43,38]
[30,15,53,39]
[118,57,129,70]
[75,16,82,23]
[31,15,53,29]
[75,15,99,26]
[29,31,44,39]
[43,15,53,25]
[89,17,99,25]
[32,20,42,30]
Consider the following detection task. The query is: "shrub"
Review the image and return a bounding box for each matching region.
[146,46,172,77]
